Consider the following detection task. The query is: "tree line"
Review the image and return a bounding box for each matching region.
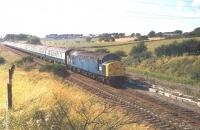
[4,34,41,44]
[98,33,125,42]
[155,39,200,57]
[147,27,200,39]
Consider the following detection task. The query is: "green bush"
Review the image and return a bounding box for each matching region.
[27,36,41,45]
[127,42,152,64]
[129,42,147,56]
[15,56,34,71]
[191,72,200,80]
[15,56,33,66]
[155,39,200,57]
[39,64,69,78]
[114,50,127,57]
[0,57,6,65]
[95,48,110,53]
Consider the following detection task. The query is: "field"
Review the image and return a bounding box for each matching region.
[0,45,152,129]
[42,37,200,54]
[87,37,200,54]
[42,38,134,49]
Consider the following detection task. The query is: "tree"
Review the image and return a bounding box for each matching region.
[98,33,115,42]
[191,27,200,36]
[155,39,200,57]
[128,42,152,63]
[95,48,110,53]
[130,33,135,37]
[135,33,141,38]
[156,32,163,37]
[148,31,156,37]
[137,36,148,41]
[27,36,41,44]
[86,37,92,42]
[129,42,147,56]
[114,50,127,57]
[4,34,30,41]
[174,30,182,35]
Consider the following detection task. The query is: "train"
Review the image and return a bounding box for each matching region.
[3,42,126,84]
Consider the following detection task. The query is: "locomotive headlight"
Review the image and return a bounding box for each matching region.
[99,66,102,71]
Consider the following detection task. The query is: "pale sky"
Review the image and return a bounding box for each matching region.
[0,0,200,37]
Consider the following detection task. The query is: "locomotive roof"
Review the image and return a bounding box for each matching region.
[70,50,120,61]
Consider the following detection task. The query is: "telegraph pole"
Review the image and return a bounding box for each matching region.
[7,64,15,109]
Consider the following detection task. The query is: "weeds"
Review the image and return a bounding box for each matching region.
[0,57,6,64]
[39,64,69,78]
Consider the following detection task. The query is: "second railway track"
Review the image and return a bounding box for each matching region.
[2,44,200,130]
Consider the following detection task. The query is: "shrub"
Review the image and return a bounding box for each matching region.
[95,48,110,53]
[127,42,152,64]
[129,42,147,56]
[155,39,200,57]
[15,56,34,71]
[86,37,92,42]
[15,56,33,66]
[27,36,41,45]
[191,72,200,80]
[0,57,6,64]
[114,50,127,57]
[39,64,69,78]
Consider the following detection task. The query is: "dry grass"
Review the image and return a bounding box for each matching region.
[0,69,153,129]
[0,45,22,65]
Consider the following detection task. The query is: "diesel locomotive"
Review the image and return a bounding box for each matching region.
[3,42,125,84]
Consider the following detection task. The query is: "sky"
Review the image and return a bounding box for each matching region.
[0,0,200,37]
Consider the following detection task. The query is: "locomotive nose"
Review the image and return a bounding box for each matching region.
[106,61,125,77]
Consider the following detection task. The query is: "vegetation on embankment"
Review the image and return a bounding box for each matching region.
[39,64,69,78]
[125,38,200,87]
[0,57,6,65]
[126,56,200,86]
[1,69,148,130]
[15,56,35,71]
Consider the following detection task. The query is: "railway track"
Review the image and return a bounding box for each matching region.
[2,44,200,130]
[69,73,200,130]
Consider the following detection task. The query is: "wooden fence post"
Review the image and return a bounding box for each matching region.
[7,64,15,109]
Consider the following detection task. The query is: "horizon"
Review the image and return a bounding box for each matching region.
[0,0,200,37]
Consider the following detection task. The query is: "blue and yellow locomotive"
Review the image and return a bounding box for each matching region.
[67,50,125,84]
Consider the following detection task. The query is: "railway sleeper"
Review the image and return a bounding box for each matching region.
[155,122,167,127]
[181,127,193,130]
[148,119,163,124]
[144,115,153,119]
[157,124,171,129]
[132,111,144,116]
[165,127,176,130]
[179,122,192,127]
